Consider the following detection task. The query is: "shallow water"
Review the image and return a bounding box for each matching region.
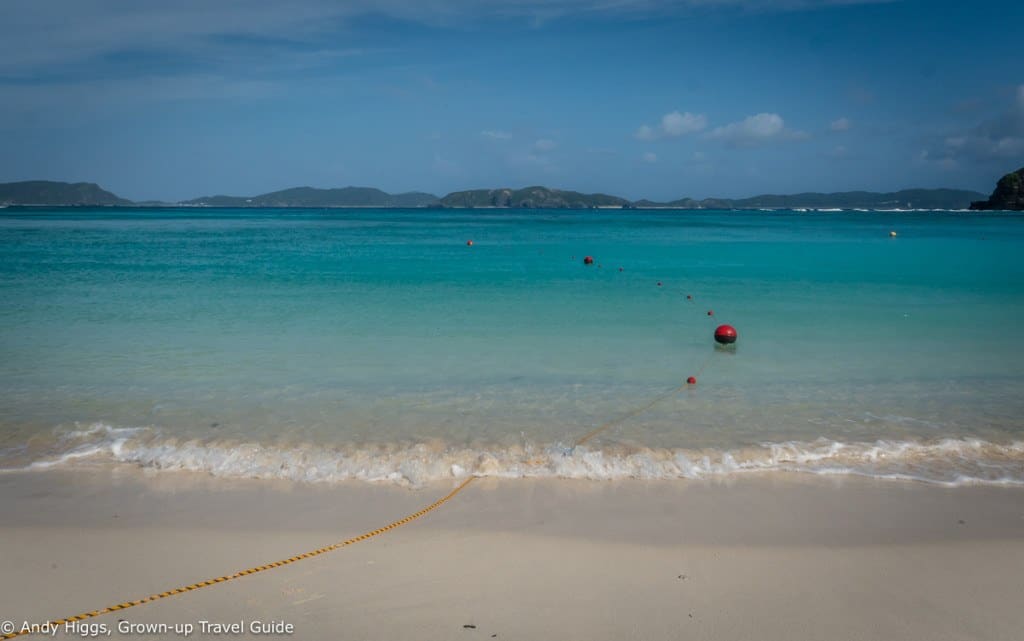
[1,207,1022,485]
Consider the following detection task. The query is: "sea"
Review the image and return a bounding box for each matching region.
[1,207,1022,487]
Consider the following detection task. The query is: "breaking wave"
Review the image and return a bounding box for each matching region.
[3,423,1023,488]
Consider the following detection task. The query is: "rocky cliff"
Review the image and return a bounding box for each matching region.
[970,168,1024,211]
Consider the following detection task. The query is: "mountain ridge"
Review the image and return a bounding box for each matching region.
[181,186,440,208]
[0,180,991,210]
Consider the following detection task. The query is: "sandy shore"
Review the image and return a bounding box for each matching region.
[2,469,1023,641]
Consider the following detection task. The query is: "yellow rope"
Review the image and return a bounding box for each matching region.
[2,477,476,639]
[6,350,721,638]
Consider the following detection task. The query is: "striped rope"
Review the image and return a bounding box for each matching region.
[1,476,476,639]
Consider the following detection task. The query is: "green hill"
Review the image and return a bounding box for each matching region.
[970,167,1024,211]
[0,181,131,206]
[181,186,439,208]
[636,189,985,210]
[441,186,982,210]
[440,186,629,209]
[731,189,985,210]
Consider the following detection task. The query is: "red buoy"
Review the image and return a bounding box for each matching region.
[583,256,594,265]
[466,240,473,246]
[686,376,697,385]
[714,324,738,345]
[707,310,714,316]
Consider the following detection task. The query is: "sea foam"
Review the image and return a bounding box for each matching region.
[5,423,1023,488]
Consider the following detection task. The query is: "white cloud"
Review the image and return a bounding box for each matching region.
[635,111,707,140]
[533,138,556,151]
[642,152,657,163]
[711,112,782,139]
[661,111,707,136]
[480,129,512,140]
[830,117,851,131]
[706,113,807,147]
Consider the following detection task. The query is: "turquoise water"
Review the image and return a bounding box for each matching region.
[1,207,1023,485]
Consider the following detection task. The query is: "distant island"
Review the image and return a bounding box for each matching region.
[440,186,629,209]
[0,181,130,206]
[182,186,439,208]
[0,179,991,210]
[969,167,1024,211]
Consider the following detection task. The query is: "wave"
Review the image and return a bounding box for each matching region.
[3,423,1023,488]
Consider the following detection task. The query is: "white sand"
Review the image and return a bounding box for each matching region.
[2,469,1023,640]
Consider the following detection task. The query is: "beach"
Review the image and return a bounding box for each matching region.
[2,468,1023,640]
[3,0,1023,636]
[2,207,1024,639]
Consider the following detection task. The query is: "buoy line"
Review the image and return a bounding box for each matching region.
[5,276,738,638]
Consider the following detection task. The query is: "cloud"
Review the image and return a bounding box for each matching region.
[709,113,782,141]
[925,85,1024,164]
[830,117,851,132]
[705,112,808,147]
[481,129,513,140]
[661,111,707,136]
[635,111,707,140]
[642,152,658,163]
[0,1,896,77]
[532,138,556,151]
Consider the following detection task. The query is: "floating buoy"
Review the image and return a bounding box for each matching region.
[583,256,594,265]
[714,324,738,345]
[657,281,663,287]
[686,294,693,300]
[618,267,623,272]
[707,310,714,316]
[686,376,697,385]
[466,240,473,246]
[889,231,897,237]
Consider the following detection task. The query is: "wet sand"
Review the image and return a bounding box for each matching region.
[1,469,1023,640]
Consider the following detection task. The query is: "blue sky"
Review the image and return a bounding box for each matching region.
[1,0,1022,202]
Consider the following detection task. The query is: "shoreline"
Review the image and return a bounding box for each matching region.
[6,429,1024,487]
[2,468,1023,640]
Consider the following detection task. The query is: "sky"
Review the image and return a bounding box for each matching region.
[1,0,1022,202]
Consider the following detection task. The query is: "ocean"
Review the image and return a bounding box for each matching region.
[1,207,1022,486]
